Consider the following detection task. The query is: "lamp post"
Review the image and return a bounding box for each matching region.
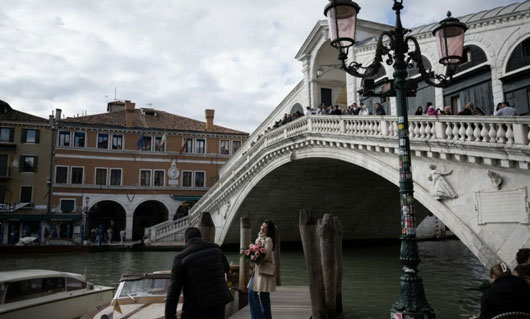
[324,1,467,318]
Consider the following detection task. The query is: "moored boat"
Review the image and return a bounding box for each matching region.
[0,269,113,319]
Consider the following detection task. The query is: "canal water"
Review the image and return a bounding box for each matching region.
[0,239,487,318]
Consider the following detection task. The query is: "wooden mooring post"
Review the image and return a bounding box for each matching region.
[334,216,343,314]
[239,217,251,309]
[299,210,326,319]
[199,212,215,243]
[274,225,281,286]
[299,211,344,319]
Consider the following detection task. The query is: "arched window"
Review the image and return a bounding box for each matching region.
[290,103,303,115]
[506,37,530,73]
[455,45,487,74]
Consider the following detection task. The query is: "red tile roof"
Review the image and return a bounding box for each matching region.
[0,100,49,124]
[61,109,247,135]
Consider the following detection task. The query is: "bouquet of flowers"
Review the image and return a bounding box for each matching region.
[241,241,266,265]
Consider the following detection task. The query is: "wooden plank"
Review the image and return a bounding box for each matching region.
[228,286,311,319]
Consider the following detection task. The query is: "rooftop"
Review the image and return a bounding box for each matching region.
[0,100,49,124]
[61,105,247,135]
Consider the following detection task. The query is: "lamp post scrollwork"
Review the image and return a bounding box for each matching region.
[324,0,467,318]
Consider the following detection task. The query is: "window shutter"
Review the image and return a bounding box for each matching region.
[35,130,40,143]
[21,129,27,143]
[9,128,14,142]
[33,157,38,172]
[19,156,23,172]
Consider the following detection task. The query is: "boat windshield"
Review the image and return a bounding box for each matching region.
[118,278,170,298]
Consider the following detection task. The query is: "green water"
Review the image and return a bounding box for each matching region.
[0,239,487,318]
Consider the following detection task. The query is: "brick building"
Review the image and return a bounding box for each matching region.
[50,100,247,241]
[0,100,55,244]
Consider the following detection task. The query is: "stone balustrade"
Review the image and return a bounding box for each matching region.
[147,215,189,242]
[187,115,530,230]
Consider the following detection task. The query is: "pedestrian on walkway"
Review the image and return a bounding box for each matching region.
[165,227,232,319]
[120,229,125,245]
[248,220,276,319]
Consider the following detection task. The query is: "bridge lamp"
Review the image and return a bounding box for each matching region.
[324,1,467,318]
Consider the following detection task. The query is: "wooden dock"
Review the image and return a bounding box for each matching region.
[229,286,311,319]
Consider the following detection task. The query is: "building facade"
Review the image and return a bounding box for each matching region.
[0,100,55,244]
[51,101,247,241]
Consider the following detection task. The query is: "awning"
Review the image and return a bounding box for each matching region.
[0,214,82,222]
[170,195,201,202]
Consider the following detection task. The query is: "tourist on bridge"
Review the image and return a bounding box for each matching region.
[514,263,530,286]
[375,103,386,115]
[495,101,518,116]
[472,263,530,319]
[165,227,232,319]
[248,220,276,319]
[415,105,423,115]
[458,102,475,115]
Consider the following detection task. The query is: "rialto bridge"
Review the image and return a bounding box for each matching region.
[148,114,530,269]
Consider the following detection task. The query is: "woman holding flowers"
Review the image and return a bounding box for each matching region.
[248,220,276,319]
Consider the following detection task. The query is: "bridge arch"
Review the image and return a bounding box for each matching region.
[219,145,498,268]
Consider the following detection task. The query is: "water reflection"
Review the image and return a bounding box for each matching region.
[0,239,487,319]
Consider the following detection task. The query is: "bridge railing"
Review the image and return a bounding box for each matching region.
[146,215,190,242]
[190,115,530,224]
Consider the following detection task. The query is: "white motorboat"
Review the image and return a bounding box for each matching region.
[83,267,240,319]
[0,269,113,319]
[82,271,175,319]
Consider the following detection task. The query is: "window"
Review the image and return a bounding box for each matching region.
[66,278,87,291]
[195,139,206,154]
[20,156,38,172]
[20,186,32,203]
[4,278,64,303]
[55,166,68,184]
[22,129,39,143]
[71,167,84,184]
[110,169,122,186]
[60,199,75,213]
[232,140,242,154]
[95,168,108,186]
[97,133,109,149]
[140,170,151,186]
[112,134,123,150]
[461,47,472,64]
[0,155,8,177]
[154,170,165,186]
[0,127,14,142]
[74,132,85,147]
[195,172,205,188]
[182,171,192,187]
[58,131,70,146]
[140,136,151,151]
[523,38,530,58]
[184,138,193,153]
[220,140,230,155]
[154,136,165,152]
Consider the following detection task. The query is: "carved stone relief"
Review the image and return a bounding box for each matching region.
[428,164,458,200]
[487,170,503,190]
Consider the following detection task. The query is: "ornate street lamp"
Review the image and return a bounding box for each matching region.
[324,1,467,318]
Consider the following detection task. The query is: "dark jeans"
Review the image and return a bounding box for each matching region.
[248,275,272,319]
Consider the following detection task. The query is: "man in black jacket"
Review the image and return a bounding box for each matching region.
[165,227,233,319]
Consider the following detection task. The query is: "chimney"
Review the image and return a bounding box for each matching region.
[205,109,215,132]
[125,100,135,127]
[55,108,62,121]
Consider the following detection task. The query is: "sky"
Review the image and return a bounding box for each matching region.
[0,0,523,134]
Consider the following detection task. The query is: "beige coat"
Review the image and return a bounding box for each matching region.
[248,236,276,292]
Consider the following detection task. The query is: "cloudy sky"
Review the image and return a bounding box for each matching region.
[0,0,521,133]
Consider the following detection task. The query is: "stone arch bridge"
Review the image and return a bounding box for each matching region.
[150,115,530,268]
